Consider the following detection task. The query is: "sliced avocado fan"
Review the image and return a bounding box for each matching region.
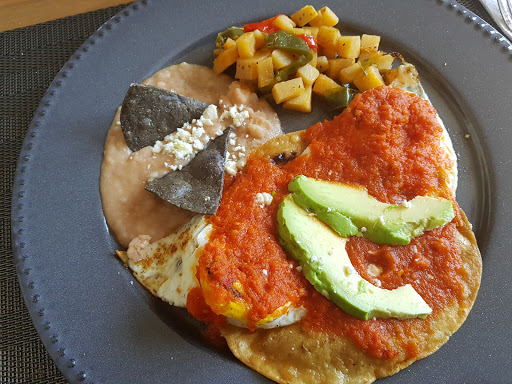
[289,175,455,245]
[277,195,432,320]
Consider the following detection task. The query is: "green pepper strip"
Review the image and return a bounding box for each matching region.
[323,86,359,110]
[215,27,245,48]
[264,31,313,82]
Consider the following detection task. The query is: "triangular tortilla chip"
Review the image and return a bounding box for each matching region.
[120,83,209,151]
[145,127,232,215]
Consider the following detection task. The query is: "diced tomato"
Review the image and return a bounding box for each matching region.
[243,15,282,33]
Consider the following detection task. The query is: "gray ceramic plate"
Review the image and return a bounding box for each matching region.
[12,0,512,383]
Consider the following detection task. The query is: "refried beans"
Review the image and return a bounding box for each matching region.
[100,63,282,248]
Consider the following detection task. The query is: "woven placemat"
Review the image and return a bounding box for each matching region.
[0,1,501,383]
[0,5,130,384]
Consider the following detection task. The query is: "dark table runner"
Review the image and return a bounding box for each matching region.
[0,1,503,383]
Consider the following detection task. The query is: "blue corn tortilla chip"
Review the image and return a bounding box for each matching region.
[120,83,209,152]
[145,127,233,215]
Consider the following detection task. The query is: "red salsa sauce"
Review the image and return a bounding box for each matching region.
[189,86,466,359]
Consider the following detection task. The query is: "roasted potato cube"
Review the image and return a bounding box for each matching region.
[223,38,236,50]
[309,6,339,27]
[273,15,296,30]
[384,68,399,84]
[236,58,258,80]
[296,64,320,86]
[373,53,395,71]
[252,29,266,50]
[312,74,342,96]
[338,63,363,83]
[320,46,338,59]
[291,5,319,27]
[316,55,329,72]
[272,78,305,104]
[302,26,319,39]
[257,56,274,88]
[283,86,312,113]
[272,49,296,70]
[290,28,310,36]
[353,65,385,91]
[337,36,361,59]
[317,26,341,51]
[309,49,318,67]
[213,48,222,57]
[235,51,270,80]
[213,45,239,74]
[361,34,380,52]
[236,32,256,59]
[326,58,355,79]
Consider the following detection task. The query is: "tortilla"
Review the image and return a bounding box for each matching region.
[120,83,209,151]
[220,130,482,383]
[145,127,232,215]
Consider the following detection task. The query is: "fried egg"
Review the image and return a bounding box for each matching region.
[119,215,306,328]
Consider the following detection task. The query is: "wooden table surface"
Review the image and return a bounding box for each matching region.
[0,0,131,32]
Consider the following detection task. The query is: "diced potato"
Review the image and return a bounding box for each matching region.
[257,56,274,88]
[361,34,380,52]
[273,14,296,30]
[291,5,319,27]
[384,68,399,84]
[320,46,338,59]
[290,28,307,36]
[338,63,363,83]
[326,58,355,79]
[302,26,319,39]
[213,45,239,74]
[309,6,339,27]
[296,64,320,86]
[253,29,266,50]
[272,78,305,104]
[337,36,361,59]
[373,53,395,71]
[213,48,222,57]
[317,26,341,51]
[316,55,329,72]
[358,51,373,62]
[236,58,258,80]
[236,32,256,59]
[312,74,342,96]
[283,86,312,113]
[224,38,236,50]
[235,50,270,80]
[353,65,385,91]
[272,49,296,70]
[309,49,318,67]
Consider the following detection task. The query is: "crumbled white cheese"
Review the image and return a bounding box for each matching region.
[256,192,273,207]
[401,200,412,208]
[262,269,268,276]
[150,105,215,161]
[296,265,303,272]
[220,105,250,127]
[225,160,238,176]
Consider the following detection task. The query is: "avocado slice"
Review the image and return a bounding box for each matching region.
[277,195,432,320]
[289,175,454,245]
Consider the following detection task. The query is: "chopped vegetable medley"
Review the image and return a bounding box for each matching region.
[213,5,398,113]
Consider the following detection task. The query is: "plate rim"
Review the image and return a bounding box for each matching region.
[11,0,512,383]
